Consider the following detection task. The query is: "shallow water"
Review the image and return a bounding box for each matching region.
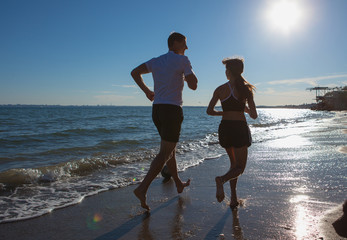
[0,106,345,223]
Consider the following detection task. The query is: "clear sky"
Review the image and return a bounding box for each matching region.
[1,0,346,106]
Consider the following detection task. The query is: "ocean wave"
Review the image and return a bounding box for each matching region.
[0,131,223,223]
[0,156,28,163]
[0,137,45,145]
[97,139,141,147]
[56,127,120,136]
[3,128,121,139]
[0,149,154,189]
[31,139,142,156]
[251,123,278,128]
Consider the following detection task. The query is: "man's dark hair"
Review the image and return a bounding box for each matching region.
[168,32,186,49]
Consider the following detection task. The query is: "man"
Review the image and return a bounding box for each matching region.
[131,32,198,210]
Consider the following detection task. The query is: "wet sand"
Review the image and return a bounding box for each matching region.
[1,117,346,239]
[0,153,345,240]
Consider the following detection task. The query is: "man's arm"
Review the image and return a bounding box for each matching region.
[185,73,198,90]
[131,63,154,101]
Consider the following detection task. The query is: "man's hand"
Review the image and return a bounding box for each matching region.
[146,90,155,102]
[185,73,198,90]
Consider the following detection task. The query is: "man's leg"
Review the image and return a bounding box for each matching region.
[166,150,190,193]
[134,140,177,210]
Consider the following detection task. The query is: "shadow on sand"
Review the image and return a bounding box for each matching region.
[204,208,244,240]
[95,196,179,240]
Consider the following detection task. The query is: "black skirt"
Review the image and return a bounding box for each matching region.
[218,120,252,148]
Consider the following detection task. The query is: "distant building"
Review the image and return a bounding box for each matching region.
[310,86,347,110]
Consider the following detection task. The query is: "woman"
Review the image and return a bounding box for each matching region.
[207,57,258,208]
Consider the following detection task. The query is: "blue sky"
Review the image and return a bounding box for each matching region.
[1,0,346,106]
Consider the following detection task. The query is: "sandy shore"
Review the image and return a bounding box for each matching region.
[0,153,345,240]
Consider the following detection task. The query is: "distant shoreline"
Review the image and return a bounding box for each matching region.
[0,104,316,109]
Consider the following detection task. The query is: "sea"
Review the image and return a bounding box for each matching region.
[0,105,346,224]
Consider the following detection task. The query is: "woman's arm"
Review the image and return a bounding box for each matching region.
[206,89,223,116]
[246,94,258,119]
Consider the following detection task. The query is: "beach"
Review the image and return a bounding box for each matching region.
[1,122,346,239]
[0,155,345,239]
[0,107,346,239]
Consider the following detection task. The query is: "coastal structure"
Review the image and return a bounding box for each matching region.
[308,86,347,110]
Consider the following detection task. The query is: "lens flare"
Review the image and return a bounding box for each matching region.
[87,213,103,230]
[93,213,102,223]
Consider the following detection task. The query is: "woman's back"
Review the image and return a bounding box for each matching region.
[217,82,247,121]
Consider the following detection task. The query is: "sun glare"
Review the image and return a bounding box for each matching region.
[266,0,304,34]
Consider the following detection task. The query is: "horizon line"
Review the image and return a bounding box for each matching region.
[0,103,315,108]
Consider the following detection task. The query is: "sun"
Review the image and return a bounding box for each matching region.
[265,0,303,34]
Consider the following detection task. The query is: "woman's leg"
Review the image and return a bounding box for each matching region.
[215,147,235,202]
[215,146,248,203]
[221,146,248,182]
[229,178,238,208]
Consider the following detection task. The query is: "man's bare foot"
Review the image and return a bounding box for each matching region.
[134,188,150,211]
[215,177,225,202]
[176,179,191,193]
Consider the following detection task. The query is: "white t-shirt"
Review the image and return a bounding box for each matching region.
[145,51,194,106]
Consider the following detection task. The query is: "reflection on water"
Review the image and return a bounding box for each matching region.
[232,209,244,240]
[290,195,316,240]
[204,208,245,240]
[138,212,153,240]
[294,204,310,240]
[137,197,187,240]
[290,194,309,203]
[171,197,185,239]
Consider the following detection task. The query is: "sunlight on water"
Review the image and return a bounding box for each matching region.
[258,108,309,123]
[290,195,315,240]
[294,204,310,239]
[290,194,309,204]
[293,186,309,194]
[270,135,311,148]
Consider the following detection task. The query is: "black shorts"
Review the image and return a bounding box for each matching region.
[218,120,252,148]
[152,104,183,143]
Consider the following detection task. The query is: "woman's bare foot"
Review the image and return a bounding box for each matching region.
[176,179,191,193]
[215,177,225,202]
[133,187,150,211]
[230,198,239,209]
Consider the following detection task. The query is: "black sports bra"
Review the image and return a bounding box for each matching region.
[221,82,245,112]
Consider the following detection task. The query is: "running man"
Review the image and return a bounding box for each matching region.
[131,32,198,210]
